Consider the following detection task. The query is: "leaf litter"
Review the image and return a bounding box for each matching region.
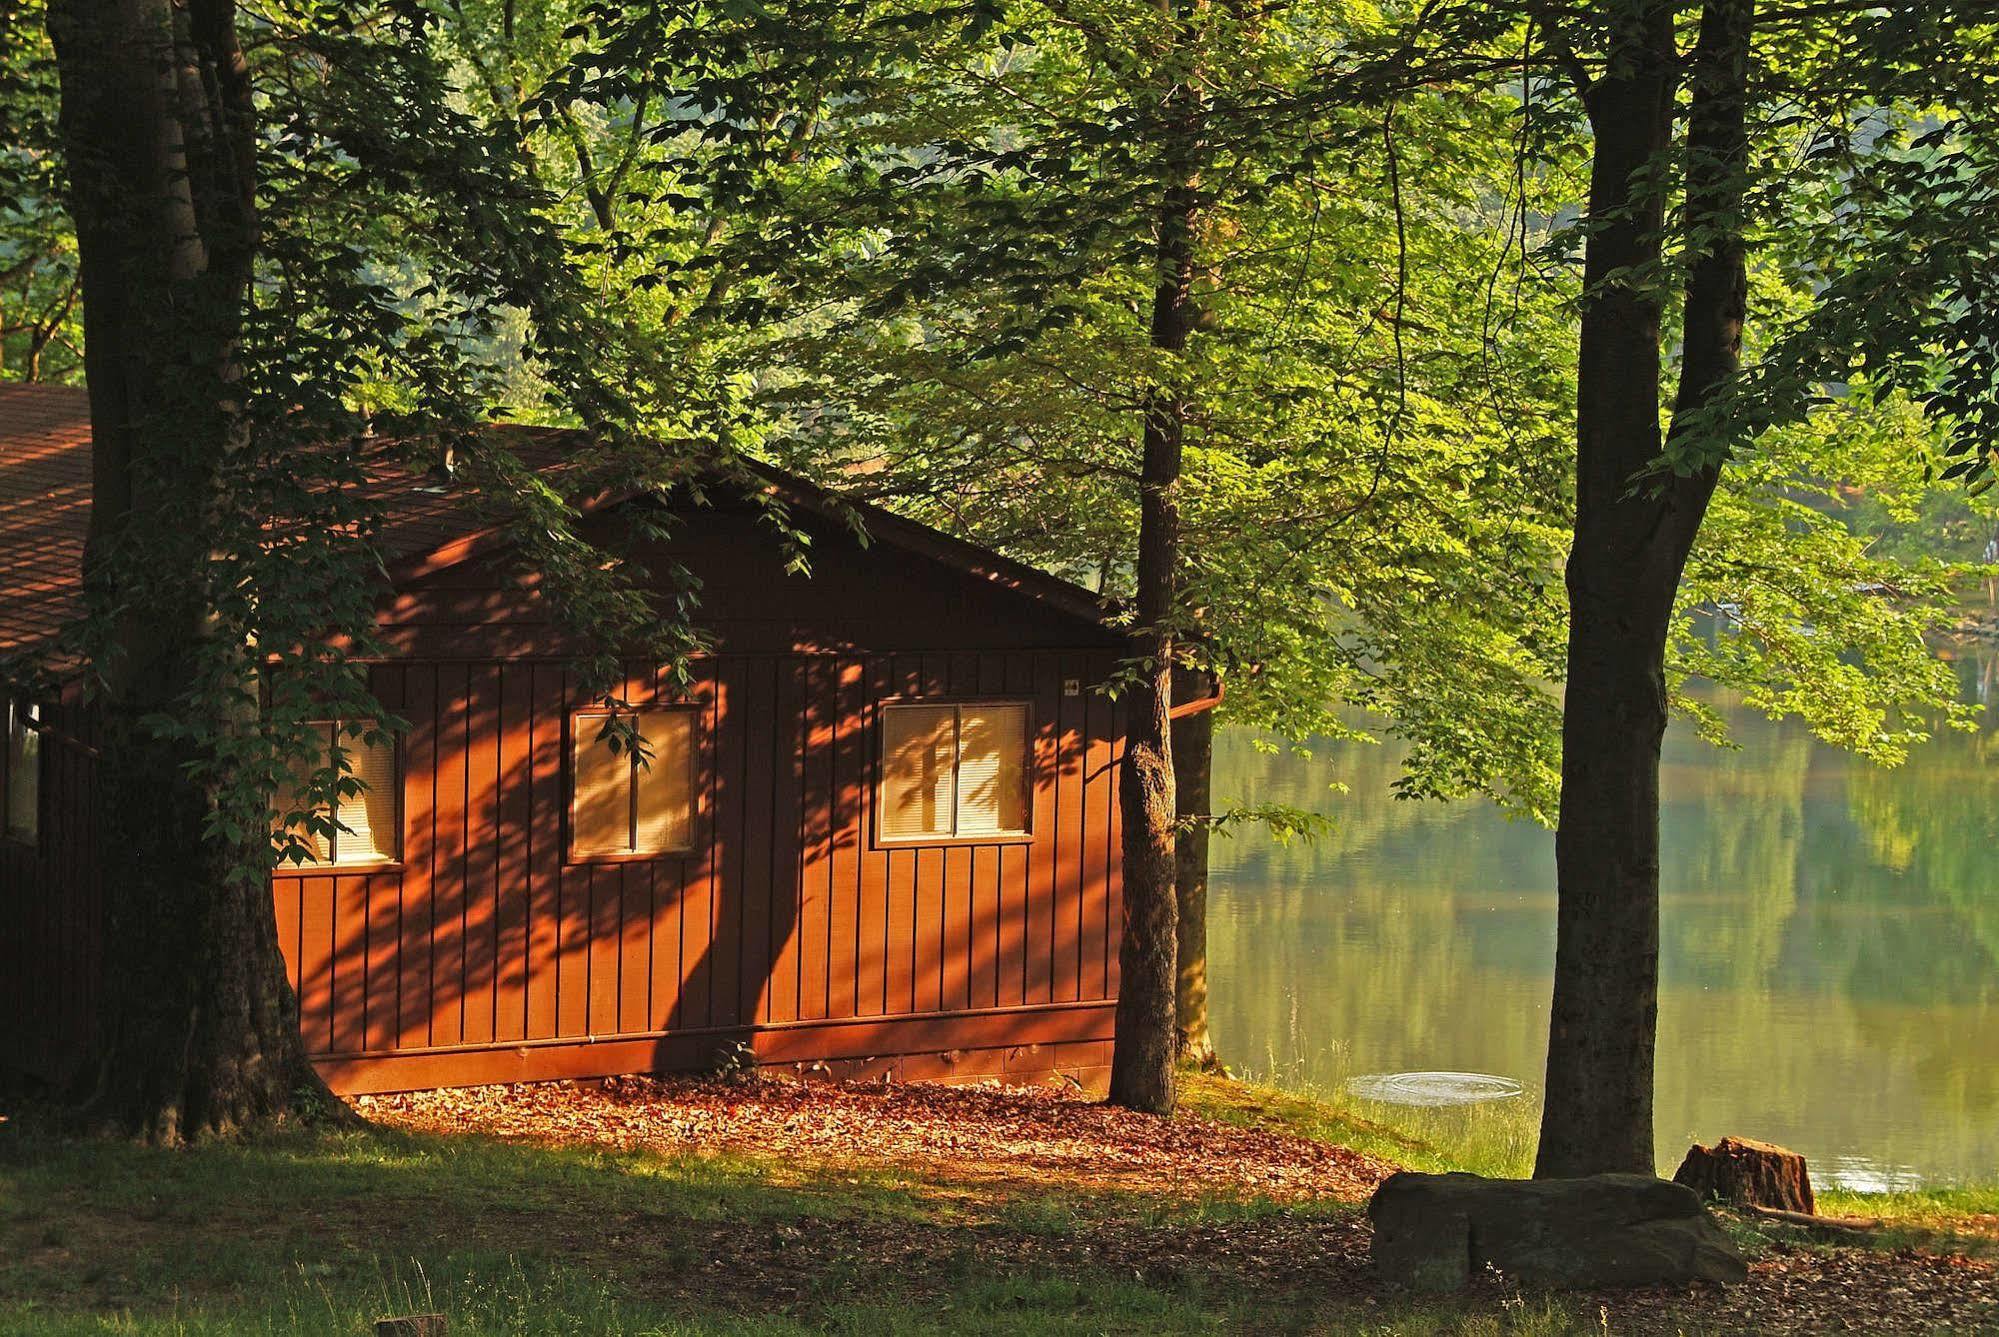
[360,1074,1999,1332]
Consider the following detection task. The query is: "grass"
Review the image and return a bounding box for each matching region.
[0,1086,1640,1337]
[1793,1184,1999,1260]
[0,1073,1990,1334]
[1184,1067,1540,1180]
[1819,1183,1999,1228]
[1186,1066,1999,1264]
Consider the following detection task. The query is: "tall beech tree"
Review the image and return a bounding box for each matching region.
[1171,665,1217,1068]
[1532,0,1998,1175]
[1533,0,1744,1178]
[30,0,754,1138]
[1112,125,1196,1111]
[47,0,367,1137]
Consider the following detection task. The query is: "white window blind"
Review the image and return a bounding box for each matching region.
[335,731,398,864]
[572,707,696,858]
[5,700,40,845]
[956,704,1028,835]
[278,723,399,866]
[634,709,696,854]
[572,718,633,857]
[880,704,956,839]
[880,701,1030,841]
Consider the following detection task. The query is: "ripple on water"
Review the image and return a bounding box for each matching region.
[1345,1071,1525,1107]
[1817,1155,1927,1193]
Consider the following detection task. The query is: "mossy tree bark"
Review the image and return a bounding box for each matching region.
[49,0,338,1141]
[1535,0,1749,1178]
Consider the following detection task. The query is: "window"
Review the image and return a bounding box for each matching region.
[570,707,696,860]
[276,722,401,867]
[878,701,1030,842]
[5,699,40,846]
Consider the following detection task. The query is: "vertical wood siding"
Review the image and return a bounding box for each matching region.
[271,649,1123,1091]
[0,695,101,1083]
[3,497,1125,1094]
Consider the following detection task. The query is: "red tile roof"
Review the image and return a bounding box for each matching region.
[0,384,91,656]
[0,384,585,658]
[0,383,1109,661]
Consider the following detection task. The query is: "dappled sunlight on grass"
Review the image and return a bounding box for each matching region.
[1,1076,1993,1335]
[0,1087,1404,1335]
[1182,1067,1539,1180]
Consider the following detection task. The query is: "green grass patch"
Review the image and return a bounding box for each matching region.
[3,1073,1990,1334]
[1183,1070,1999,1261]
[1179,1069,1537,1179]
[0,1095,1623,1336]
[1819,1183,1999,1228]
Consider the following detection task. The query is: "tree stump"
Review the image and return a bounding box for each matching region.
[1673,1137,1816,1214]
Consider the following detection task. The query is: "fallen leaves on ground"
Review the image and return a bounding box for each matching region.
[361,1076,1999,1333]
[1600,1244,1999,1334]
[362,1072,1393,1204]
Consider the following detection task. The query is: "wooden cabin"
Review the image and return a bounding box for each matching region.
[0,384,1128,1094]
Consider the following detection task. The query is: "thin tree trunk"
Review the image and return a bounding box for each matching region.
[1171,664,1217,1070]
[1535,0,1748,1178]
[50,0,337,1141]
[1110,172,1200,1114]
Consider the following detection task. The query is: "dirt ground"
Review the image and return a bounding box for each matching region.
[361,1071,1395,1202]
[362,1074,1999,1334]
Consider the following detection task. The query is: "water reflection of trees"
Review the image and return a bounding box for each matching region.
[1837,720,1999,1001]
[1208,678,1999,1180]
[1208,727,1552,1085]
[1658,710,1807,992]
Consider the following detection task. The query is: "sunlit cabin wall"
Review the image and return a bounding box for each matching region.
[275,648,1123,1095]
[1,502,1126,1096]
[278,502,1126,1094]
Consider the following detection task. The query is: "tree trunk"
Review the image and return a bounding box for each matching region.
[1171,663,1217,1070]
[1109,174,1200,1115]
[1535,0,1747,1178]
[50,0,337,1140]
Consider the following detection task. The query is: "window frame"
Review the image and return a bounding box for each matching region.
[274,720,405,874]
[566,704,702,865]
[873,696,1036,849]
[3,698,42,849]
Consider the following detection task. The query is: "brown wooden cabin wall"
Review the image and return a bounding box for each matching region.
[0,498,1127,1096]
[281,650,1123,1094]
[0,692,102,1086]
[287,500,1127,1093]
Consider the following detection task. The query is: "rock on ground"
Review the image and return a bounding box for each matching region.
[1368,1170,1748,1292]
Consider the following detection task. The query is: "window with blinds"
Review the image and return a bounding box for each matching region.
[570,707,696,860]
[879,701,1030,842]
[4,699,40,846]
[276,722,400,867]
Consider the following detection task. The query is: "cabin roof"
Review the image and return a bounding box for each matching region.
[0,383,1112,659]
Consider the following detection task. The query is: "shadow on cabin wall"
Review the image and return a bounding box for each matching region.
[0,396,1126,1094]
[285,643,1118,1096]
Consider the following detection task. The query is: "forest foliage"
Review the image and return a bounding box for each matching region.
[4,0,1989,818]
[4,0,1997,1135]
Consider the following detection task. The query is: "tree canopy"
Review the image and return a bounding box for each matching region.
[6,0,1997,1136]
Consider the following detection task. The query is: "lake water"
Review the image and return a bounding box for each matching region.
[1208,657,1999,1187]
